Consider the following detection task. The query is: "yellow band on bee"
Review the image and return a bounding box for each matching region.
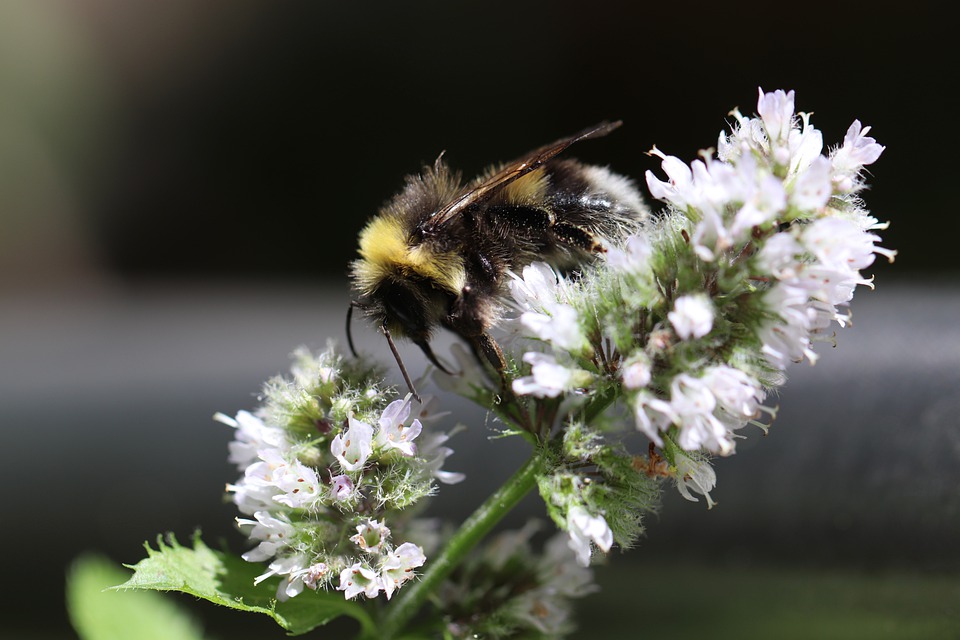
[355,215,466,294]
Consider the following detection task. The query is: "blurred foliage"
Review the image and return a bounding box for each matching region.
[577,561,960,639]
[116,533,375,636]
[66,554,206,640]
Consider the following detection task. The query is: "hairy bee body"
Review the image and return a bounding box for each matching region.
[350,123,648,376]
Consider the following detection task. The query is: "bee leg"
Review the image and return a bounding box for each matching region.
[467,333,512,394]
[488,206,605,254]
[469,333,535,431]
[413,338,455,375]
[471,332,507,372]
[552,222,604,253]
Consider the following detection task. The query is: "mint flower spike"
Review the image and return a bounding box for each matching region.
[218,344,461,602]
[632,88,890,456]
[504,87,891,522]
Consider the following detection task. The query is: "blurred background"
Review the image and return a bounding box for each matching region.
[2,1,957,638]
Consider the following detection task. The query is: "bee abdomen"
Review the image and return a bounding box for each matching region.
[486,204,554,233]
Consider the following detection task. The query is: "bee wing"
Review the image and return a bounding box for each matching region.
[419,120,622,232]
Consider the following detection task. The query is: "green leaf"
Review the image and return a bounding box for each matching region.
[67,553,206,640]
[114,532,376,636]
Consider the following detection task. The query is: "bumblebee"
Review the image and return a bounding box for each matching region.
[349,122,648,393]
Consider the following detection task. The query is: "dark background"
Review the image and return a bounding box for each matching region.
[2,2,957,638]
[2,1,949,287]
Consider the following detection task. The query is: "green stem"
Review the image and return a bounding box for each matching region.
[379,447,549,638]
[581,384,618,425]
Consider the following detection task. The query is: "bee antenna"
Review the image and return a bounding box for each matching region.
[381,324,422,403]
[346,302,360,358]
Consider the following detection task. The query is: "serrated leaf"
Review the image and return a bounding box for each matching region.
[67,553,206,640]
[114,533,376,636]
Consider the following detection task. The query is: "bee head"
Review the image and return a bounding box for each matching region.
[350,210,466,327]
[349,276,456,382]
[364,278,435,342]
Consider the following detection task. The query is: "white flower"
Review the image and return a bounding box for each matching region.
[632,392,676,446]
[432,343,489,397]
[787,111,825,177]
[240,448,284,491]
[700,365,764,429]
[515,590,571,634]
[329,473,354,501]
[757,87,795,147]
[802,216,880,274]
[565,506,613,567]
[691,203,733,262]
[540,533,597,598]
[337,563,383,599]
[668,295,714,340]
[408,392,450,425]
[374,395,422,457]
[647,147,794,261]
[302,562,329,588]
[234,448,296,514]
[718,109,759,163]
[216,410,287,470]
[757,232,804,279]
[790,155,832,211]
[288,344,337,388]
[227,478,276,515]
[275,560,331,600]
[350,520,391,553]
[606,234,652,274]
[831,120,884,191]
[645,146,697,210]
[236,511,297,563]
[513,533,597,634]
[331,417,374,472]
[728,161,787,238]
[269,456,322,509]
[513,352,591,398]
[520,303,585,351]
[379,542,426,600]
[253,553,310,600]
[758,281,819,368]
[621,353,652,390]
[720,88,827,185]
[508,262,566,312]
[669,374,735,455]
[418,429,466,485]
[673,454,717,509]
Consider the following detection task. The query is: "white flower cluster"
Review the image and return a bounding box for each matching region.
[338,521,427,600]
[498,527,599,636]
[508,263,594,398]
[216,346,463,601]
[506,89,891,536]
[639,87,891,446]
[438,522,598,638]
